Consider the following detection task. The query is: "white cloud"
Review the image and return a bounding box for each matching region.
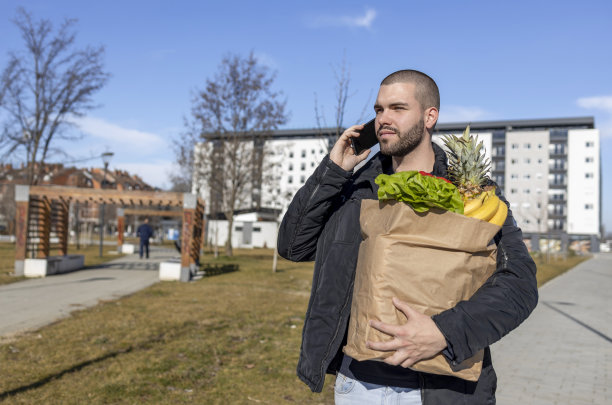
[117,160,174,190]
[311,8,377,29]
[72,116,167,153]
[438,105,490,123]
[577,95,612,138]
[577,96,612,111]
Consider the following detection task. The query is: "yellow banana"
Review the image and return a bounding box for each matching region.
[467,194,500,221]
[463,192,487,215]
[488,199,508,227]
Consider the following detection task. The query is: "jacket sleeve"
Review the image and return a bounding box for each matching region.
[277,155,353,262]
[432,186,538,364]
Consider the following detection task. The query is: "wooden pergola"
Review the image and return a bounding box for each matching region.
[14,185,205,276]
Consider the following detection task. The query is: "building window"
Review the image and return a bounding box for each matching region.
[585,156,594,163]
[524,174,531,179]
[300,175,305,183]
[524,143,531,149]
[300,163,306,171]
[585,204,594,210]
[524,158,531,164]
[311,162,315,167]
[511,143,519,149]
[289,152,294,158]
[511,188,517,194]
[288,164,293,171]
[511,173,518,179]
[511,159,517,164]
[301,150,306,157]
[311,149,315,154]
[586,141,594,147]
[538,144,543,149]
[524,189,531,194]
[585,172,594,179]
[288,176,293,184]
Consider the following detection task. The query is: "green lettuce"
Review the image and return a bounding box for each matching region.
[375,171,464,214]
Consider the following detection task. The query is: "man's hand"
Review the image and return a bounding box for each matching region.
[330,124,372,171]
[367,297,448,368]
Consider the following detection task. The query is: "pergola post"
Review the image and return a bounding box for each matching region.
[14,185,30,276]
[180,194,197,280]
[116,208,125,252]
[53,199,70,256]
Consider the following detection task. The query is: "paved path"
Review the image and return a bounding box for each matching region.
[492,253,612,405]
[0,246,179,338]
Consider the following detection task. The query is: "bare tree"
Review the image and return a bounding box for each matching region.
[0,184,16,235]
[314,54,372,151]
[182,52,288,257]
[0,8,110,185]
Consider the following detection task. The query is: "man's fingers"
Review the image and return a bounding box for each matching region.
[341,124,364,140]
[392,297,419,319]
[400,357,417,368]
[366,337,402,352]
[369,319,402,337]
[382,351,414,367]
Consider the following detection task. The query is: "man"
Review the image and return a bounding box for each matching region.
[277,70,537,404]
[136,217,154,259]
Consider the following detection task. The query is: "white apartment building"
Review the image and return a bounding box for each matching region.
[195,117,601,252]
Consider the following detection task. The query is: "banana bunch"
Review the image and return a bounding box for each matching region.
[463,189,507,227]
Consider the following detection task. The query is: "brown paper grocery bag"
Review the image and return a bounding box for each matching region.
[343,199,500,381]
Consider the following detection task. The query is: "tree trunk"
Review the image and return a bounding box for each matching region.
[225,216,234,257]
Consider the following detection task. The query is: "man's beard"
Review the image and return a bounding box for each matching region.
[378,118,425,157]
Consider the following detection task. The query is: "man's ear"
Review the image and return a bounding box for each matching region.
[424,107,439,130]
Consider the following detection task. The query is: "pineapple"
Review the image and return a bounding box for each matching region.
[442,126,507,226]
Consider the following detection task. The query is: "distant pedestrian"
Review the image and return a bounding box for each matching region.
[136,218,154,259]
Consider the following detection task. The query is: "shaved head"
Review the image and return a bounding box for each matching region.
[381,70,440,111]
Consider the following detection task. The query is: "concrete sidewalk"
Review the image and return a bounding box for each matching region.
[492,253,612,405]
[0,246,179,338]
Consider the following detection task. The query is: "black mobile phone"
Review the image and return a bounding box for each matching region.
[350,119,377,155]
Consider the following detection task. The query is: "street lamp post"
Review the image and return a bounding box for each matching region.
[99,152,114,257]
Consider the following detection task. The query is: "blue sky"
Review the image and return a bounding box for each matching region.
[1,0,611,230]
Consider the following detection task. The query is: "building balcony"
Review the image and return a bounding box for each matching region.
[548,198,567,204]
[548,167,567,174]
[547,213,566,219]
[549,183,567,189]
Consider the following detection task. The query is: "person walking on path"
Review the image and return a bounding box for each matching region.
[136,218,154,259]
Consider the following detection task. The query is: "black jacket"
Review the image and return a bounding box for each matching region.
[278,144,538,404]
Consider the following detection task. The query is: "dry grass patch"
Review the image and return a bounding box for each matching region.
[534,253,591,287]
[0,249,334,404]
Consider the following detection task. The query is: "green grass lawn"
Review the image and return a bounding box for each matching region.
[0,245,592,404]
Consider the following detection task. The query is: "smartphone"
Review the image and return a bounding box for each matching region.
[350,119,377,155]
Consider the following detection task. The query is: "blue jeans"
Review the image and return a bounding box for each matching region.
[334,373,422,405]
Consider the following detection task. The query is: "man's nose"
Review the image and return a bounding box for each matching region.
[376,109,392,129]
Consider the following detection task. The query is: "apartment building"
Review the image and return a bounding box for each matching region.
[195,117,601,252]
